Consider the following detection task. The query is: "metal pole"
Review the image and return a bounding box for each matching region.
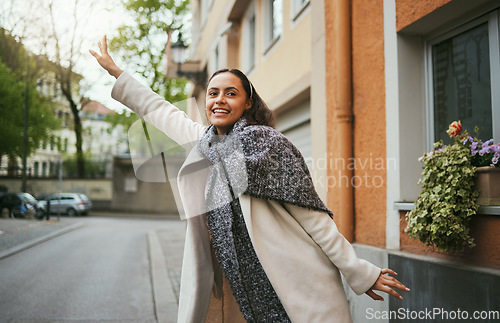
[21,55,30,192]
[58,158,62,221]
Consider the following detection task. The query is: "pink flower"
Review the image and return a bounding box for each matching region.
[446,121,463,138]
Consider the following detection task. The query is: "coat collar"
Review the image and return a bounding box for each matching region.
[182,142,206,169]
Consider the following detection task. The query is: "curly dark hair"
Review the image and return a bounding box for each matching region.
[207,68,276,128]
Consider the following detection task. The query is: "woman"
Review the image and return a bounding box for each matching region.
[90,36,409,323]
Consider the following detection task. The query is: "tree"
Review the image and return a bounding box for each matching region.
[109,0,192,159]
[1,0,99,178]
[110,0,190,100]
[0,46,61,163]
[42,0,92,178]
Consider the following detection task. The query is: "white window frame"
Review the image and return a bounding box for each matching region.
[291,0,310,23]
[424,10,500,150]
[263,0,283,55]
[242,1,257,73]
[214,44,220,71]
[200,0,208,28]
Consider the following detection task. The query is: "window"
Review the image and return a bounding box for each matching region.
[242,2,256,72]
[270,0,283,41]
[291,0,309,22]
[201,0,208,27]
[426,11,500,146]
[249,15,256,67]
[264,0,283,52]
[214,44,220,71]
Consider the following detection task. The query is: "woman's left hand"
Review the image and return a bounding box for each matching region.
[365,268,410,301]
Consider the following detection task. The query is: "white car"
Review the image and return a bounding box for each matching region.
[38,193,92,216]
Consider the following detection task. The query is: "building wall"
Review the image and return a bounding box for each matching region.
[249,1,311,109]
[396,0,453,31]
[352,0,387,247]
[326,0,500,320]
[0,178,112,202]
[110,156,182,214]
[324,0,387,246]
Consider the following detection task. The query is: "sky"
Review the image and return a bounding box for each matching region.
[0,0,142,113]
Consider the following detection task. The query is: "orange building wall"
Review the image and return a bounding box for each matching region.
[324,0,386,247]
[324,0,342,228]
[400,212,500,270]
[351,0,386,247]
[396,0,454,31]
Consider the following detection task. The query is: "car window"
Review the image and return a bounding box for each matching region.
[20,193,37,203]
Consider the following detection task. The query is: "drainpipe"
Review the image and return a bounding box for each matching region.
[335,0,354,242]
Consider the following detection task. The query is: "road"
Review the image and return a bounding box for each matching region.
[0,216,185,322]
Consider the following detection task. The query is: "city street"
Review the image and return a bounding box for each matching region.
[0,216,185,322]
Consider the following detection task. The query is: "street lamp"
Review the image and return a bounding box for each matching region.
[170,33,207,86]
[21,54,30,192]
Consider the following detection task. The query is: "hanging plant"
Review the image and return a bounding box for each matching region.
[405,121,480,252]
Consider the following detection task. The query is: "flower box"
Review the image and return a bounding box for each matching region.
[476,166,500,206]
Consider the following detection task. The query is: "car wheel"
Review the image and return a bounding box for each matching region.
[11,206,24,218]
[36,209,45,220]
[1,207,10,218]
[67,208,77,217]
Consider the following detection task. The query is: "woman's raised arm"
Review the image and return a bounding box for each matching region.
[89,35,207,147]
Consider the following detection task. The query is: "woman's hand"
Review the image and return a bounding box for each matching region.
[89,35,123,79]
[365,268,410,301]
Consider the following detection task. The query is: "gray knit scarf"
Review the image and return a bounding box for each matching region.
[198,118,332,322]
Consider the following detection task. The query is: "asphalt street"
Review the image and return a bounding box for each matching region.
[0,216,185,323]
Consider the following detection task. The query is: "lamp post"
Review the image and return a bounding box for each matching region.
[170,33,207,86]
[21,54,30,193]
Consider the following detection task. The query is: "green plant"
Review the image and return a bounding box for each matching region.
[405,121,479,252]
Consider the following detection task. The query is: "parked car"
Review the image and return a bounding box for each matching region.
[38,193,92,217]
[0,193,39,219]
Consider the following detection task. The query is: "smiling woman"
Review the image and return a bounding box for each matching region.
[90,35,409,322]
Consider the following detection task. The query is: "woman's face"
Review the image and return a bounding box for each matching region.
[206,72,252,135]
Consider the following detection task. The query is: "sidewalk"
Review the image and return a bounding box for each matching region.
[0,218,85,260]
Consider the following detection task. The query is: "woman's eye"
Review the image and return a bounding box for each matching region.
[227,92,236,96]
[208,91,218,96]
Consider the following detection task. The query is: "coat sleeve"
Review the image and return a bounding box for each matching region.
[111,72,207,148]
[282,203,381,295]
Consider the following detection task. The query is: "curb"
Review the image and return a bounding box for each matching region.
[148,230,178,323]
[0,222,86,260]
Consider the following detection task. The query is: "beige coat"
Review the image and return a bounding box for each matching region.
[112,72,381,323]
